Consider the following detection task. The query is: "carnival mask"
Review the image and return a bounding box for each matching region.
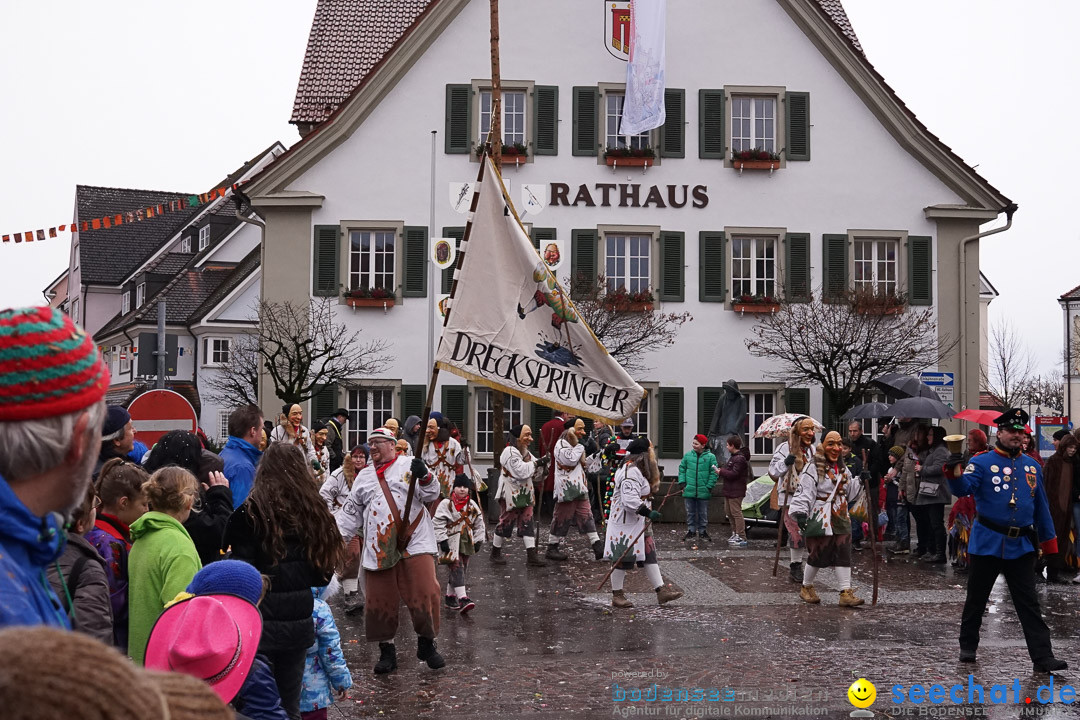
[822,431,843,464]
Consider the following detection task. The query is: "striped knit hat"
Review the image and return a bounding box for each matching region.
[0,306,110,421]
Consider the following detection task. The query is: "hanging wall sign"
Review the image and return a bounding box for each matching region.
[431,237,456,270]
[539,238,565,272]
[521,184,546,217]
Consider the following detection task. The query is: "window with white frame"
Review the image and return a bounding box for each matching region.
[70,298,79,324]
[218,410,230,444]
[631,393,650,437]
[136,282,146,308]
[121,292,130,315]
[605,234,651,295]
[179,237,191,253]
[475,387,523,454]
[479,90,527,146]
[853,238,899,296]
[605,93,650,151]
[119,345,131,374]
[198,225,210,252]
[731,235,777,300]
[749,391,776,455]
[731,95,776,153]
[348,230,395,292]
[203,337,231,366]
[347,387,394,450]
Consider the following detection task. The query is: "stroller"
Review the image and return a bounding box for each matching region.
[742,475,781,530]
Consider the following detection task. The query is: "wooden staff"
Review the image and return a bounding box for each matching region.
[772,461,797,576]
[595,469,683,592]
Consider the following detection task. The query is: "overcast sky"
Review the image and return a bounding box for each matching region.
[1,0,1074,374]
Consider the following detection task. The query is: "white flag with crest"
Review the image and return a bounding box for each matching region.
[619,0,667,136]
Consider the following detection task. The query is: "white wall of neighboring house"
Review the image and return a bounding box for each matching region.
[263,0,984,471]
[200,221,261,265]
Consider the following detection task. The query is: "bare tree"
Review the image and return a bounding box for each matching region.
[205,299,392,407]
[745,290,954,419]
[1021,370,1064,415]
[204,332,260,406]
[982,319,1035,410]
[568,274,693,376]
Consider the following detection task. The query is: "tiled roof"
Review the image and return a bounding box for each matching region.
[77,186,200,285]
[190,247,261,321]
[291,0,438,125]
[96,266,235,338]
[1061,284,1080,301]
[814,0,862,52]
[146,252,196,277]
[289,0,859,126]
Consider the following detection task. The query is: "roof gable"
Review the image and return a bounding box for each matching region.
[252,0,1007,210]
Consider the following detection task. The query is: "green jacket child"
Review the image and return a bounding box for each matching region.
[678,442,718,500]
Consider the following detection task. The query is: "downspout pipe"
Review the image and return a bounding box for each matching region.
[959,203,1017,411]
[1066,298,1073,418]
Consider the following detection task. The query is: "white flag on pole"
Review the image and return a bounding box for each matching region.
[619,0,667,136]
[434,159,644,423]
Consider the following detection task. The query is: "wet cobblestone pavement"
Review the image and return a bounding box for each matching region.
[327,525,1080,720]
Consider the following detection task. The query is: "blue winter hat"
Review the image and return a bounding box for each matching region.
[187,560,264,605]
[102,405,131,439]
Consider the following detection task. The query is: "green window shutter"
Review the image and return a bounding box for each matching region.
[821,390,841,435]
[572,86,599,156]
[312,225,340,297]
[698,231,726,302]
[697,386,722,437]
[312,383,338,423]
[660,88,685,158]
[822,233,849,301]
[698,89,726,159]
[441,385,468,437]
[907,235,933,306]
[571,228,598,298]
[440,227,465,294]
[784,232,811,302]
[784,387,810,416]
[785,91,810,161]
[656,387,684,459]
[658,231,684,302]
[445,84,472,154]
[531,227,555,256]
[533,85,559,156]
[402,226,428,297]
[530,402,553,434]
[400,384,426,422]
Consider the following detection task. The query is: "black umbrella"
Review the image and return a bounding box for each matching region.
[872,372,941,400]
[886,396,954,420]
[841,402,892,420]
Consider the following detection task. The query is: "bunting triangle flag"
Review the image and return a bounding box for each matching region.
[434,157,644,423]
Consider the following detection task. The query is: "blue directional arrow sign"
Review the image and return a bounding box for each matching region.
[919,372,954,386]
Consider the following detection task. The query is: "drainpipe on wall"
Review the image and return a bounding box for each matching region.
[1066,299,1074,418]
[234,191,265,406]
[958,203,1017,411]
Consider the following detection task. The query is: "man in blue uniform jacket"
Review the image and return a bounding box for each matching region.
[946,407,1067,673]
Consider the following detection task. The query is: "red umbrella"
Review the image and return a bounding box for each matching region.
[953,408,1000,425]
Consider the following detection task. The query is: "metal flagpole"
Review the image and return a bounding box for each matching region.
[427,130,437,375]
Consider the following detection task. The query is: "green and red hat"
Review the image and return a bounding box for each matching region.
[0,306,110,421]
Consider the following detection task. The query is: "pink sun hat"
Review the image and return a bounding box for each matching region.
[145,594,262,702]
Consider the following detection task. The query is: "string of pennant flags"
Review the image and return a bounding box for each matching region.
[1,183,245,245]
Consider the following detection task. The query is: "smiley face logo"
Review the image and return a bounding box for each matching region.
[848,678,876,709]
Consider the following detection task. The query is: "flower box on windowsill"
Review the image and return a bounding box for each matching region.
[604,299,654,313]
[732,159,780,171]
[345,296,395,309]
[733,302,781,314]
[605,156,653,168]
[854,303,904,316]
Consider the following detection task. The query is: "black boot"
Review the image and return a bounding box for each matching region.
[592,539,605,561]
[490,544,507,565]
[1034,657,1068,673]
[959,648,976,663]
[789,562,804,584]
[417,636,446,669]
[526,547,548,567]
[374,642,397,674]
[545,543,568,561]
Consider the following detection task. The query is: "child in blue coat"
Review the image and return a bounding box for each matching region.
[300,583,353,720]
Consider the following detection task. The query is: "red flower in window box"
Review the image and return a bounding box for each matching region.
[732,294,781,313]
[603,286,655,312]
[731,147,780,171]
[604,146,655,167]
[344,286,395,308]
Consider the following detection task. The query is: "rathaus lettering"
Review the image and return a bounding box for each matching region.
[549,183,709,209]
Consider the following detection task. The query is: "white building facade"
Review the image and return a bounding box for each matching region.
[245,0,1012,472]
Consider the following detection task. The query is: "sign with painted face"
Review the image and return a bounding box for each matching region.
[605,1,633,60]
[431,237,456,270]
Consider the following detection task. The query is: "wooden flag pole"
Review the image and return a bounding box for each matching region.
[488,0,508,478]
